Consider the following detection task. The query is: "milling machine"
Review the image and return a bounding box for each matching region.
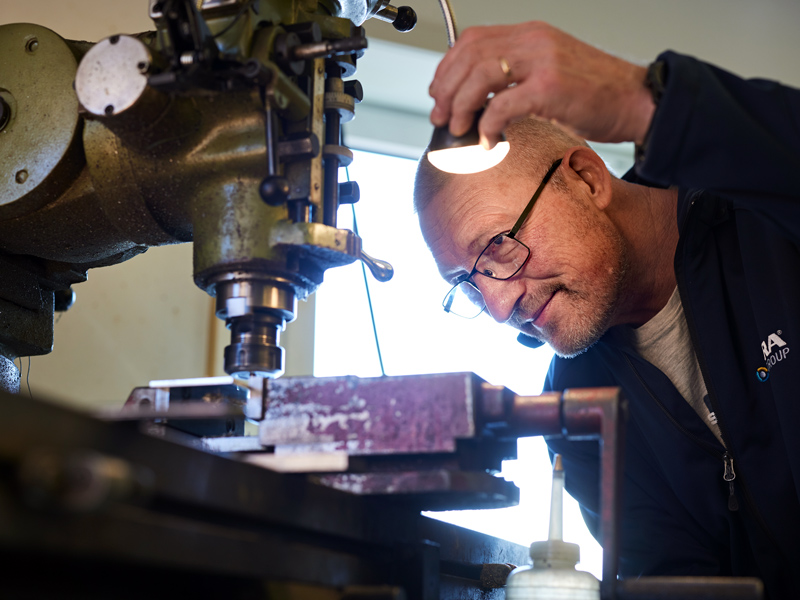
[0,3,533,598]
[0,0,402,393]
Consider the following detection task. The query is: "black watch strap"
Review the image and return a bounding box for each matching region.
[645,60,667,105]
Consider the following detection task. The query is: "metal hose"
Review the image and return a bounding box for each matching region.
[436,0,458,47]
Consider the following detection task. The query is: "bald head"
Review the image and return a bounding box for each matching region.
[414,116,681,355]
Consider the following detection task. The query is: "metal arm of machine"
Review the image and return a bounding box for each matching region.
[0,0,413,392]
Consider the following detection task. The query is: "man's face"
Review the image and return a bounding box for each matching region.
[419,166,630,357]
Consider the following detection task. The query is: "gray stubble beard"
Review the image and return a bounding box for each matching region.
[511,226,631,359]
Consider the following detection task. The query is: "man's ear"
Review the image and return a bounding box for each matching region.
[562,146,613,211]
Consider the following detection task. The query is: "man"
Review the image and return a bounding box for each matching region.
[415,21,800,599]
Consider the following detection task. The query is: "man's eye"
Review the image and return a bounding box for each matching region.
[481,267,495,277]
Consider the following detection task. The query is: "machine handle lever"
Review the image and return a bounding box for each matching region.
[359,250,393,282]
[374,5,417,32]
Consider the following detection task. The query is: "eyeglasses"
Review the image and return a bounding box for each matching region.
[442,158,563,319]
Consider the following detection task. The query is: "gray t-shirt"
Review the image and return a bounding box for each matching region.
[625,287,724,446]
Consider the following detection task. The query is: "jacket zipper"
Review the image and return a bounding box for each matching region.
[722,452,738,511]
[622,353,736,510]
[672,194,783,550]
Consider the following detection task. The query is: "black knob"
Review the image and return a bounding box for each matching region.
[54,288,76,312]
[393,6,417,32]
[344,80,363,103]
[260,176,290,206]
[338,181,360,204]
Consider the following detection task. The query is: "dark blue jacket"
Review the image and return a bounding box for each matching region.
[545,51,800,599]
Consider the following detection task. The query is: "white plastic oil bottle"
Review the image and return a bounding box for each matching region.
[505,454,600,600]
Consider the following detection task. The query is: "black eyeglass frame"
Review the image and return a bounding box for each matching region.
[442,158,564,318]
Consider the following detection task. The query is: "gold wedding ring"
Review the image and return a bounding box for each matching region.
[499,57,512,79]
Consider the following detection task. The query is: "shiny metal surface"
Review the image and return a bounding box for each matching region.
[75,35,154,117]
[212,272,297,376]
[436,0,457,47]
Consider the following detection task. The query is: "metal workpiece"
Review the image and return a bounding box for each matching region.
[257,373,519,508]
[261,373,484,452]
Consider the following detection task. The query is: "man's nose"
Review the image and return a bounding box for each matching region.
[476,277,524,323]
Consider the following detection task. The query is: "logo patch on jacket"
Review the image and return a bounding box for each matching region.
[759,330,790,381]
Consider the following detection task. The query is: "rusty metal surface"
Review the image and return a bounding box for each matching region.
[560,387,627,600]
[261,372,481,454]
[257,373,522,509]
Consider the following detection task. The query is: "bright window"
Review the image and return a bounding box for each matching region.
[314,149,603,579]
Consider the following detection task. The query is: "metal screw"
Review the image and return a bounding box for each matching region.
[137,61,150,74]
[15,170,28,184]
[25,38,39,53]
[104,104,115,116]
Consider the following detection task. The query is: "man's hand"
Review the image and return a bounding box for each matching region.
[428,22,656,148]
